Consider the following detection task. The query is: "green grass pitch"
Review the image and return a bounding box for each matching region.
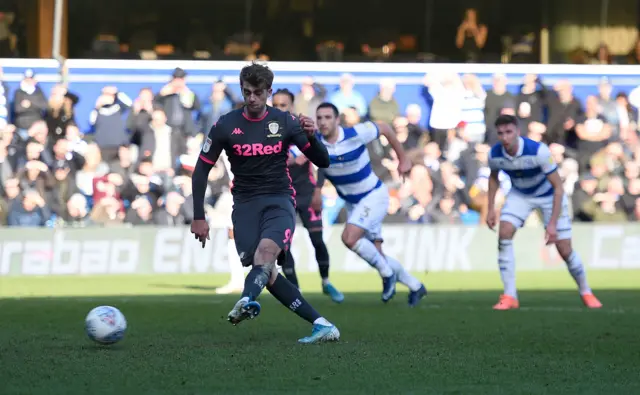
[1,270,639,395]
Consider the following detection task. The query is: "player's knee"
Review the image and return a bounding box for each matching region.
[254,239,281,266]
[341,232,358,249]
[498,221,517,240]
[556,239,573,260]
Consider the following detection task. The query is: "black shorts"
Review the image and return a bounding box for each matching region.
[231,195,296,267]
[295,193,323,230]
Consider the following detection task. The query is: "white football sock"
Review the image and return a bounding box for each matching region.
[351,238,393,277]
[565,251,591,295]
[313,317,332,326]
[385,255,422,291]
[498,239,517,298]
[228,238,245,286]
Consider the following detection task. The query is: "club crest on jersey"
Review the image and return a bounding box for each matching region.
[203,137,212,153]
[266,121,281,137]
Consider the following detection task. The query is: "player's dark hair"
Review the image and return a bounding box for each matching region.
[273,88,295,103]
[239,62,274,89]
[495,114,518,128]
[317,102,339,118]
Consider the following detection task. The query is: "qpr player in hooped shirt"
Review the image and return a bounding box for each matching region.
[486,114,602,311]
[314,102,428,307]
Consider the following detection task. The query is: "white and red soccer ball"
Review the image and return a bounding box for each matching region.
[85,306,127,345]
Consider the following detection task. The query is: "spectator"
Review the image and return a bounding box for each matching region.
[154,67,200,137]
[7,189,50,227]
[154,190,192,225]
[12,69,47,131]
[126,87,154,146]
[615,92,639,147]
[198,80,235,135]
[455,8,488,63]
[294,77,326,117]
[515,74,547,137]
[575,95,612,171]
[89,86,132,164]
[329,73,367,117]
[369,78,400,124]
[460,73,486,144]
[62,193,92,227]
[139,108,181,178]
[424,72,464,153]
[484,73,515,146]
[125,195,155,225]
[45,84,78,147]
[0,176,20,225]
[546,80,583,146]
[597,77,619,138]
[48,161,79,219]
[0,66,10,130]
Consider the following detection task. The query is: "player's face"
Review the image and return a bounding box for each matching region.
[241,82,272,114]
[316,107,339,138]
[272,93,293,112]
[496,123,520,152]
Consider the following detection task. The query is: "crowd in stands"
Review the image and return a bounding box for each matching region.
[1,65,640,229]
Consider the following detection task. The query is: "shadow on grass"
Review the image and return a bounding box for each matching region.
[1,289,640,312]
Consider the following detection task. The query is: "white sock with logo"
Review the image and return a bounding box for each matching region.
[565,251,591,295]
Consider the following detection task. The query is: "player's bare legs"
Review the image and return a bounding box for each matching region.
[494,220,520,310]
[374,241,426,307]
[554,239,602,308]
[342,224,396,302]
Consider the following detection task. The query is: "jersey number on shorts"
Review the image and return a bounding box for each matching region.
[308,207,321,222]
[283,228,292,251]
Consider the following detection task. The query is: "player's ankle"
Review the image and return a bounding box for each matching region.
[313,317,332,326]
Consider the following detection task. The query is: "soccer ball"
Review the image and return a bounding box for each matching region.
[85,306,127,345]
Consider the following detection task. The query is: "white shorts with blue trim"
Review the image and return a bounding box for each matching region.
[344,184,389,241]
[500,192,572,240]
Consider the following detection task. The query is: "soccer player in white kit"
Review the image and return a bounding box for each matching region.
[486,114,602,310]
[313,102,427,306]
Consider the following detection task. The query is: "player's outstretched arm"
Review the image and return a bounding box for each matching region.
[376,122,412,175]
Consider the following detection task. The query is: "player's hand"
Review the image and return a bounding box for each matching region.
[545,223,558,245]
[298,113,316,136]
[286,152,296,166]
[311,188,323,212]
[190,219,210,248]
[486,209,497,231]
[397,157,412,177]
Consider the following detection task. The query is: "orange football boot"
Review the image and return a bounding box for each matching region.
[493,294,520,310]
[581,293,602,309]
